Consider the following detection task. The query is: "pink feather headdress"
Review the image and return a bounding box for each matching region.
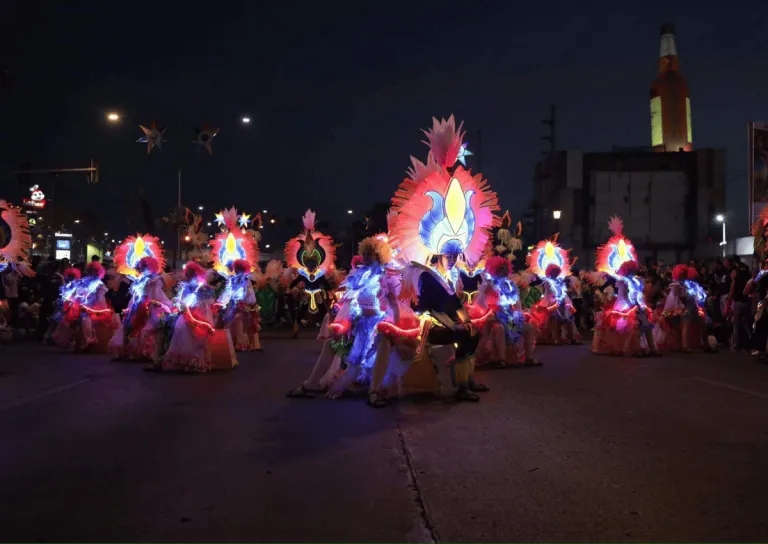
[0,199,34,276]
[210,207,259,275]
[114,234,166,277]
[595,216,638,277]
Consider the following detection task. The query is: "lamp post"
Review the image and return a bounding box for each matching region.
[716,214,726,257]
[553,209,562,235]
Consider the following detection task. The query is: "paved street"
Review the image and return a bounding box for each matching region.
[1,335,768,542]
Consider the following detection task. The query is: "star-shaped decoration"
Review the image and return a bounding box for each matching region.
[238,213,251,227]
[194,125,220,155]
[456,143,473,166]
[137,121,166,153]
[214,212,226,226]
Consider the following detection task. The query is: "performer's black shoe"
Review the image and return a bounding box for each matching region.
[455,388,481,402]
[468,382,490,393]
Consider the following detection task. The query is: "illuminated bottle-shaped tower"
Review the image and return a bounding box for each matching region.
[650,23,692,152]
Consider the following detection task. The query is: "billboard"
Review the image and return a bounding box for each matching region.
[749,122,768,228]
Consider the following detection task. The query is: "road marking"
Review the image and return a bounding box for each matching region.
[692,377,768,400]
[0,378,93,412]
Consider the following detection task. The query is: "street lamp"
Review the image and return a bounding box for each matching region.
[241,116,251,124]
[347,209,353,214]
[74,219,80,224]
[198,206,204,211]
[552,210,562,220]
[265,244,271,249]
[106,112,120,123]
[716,214,726,257]
[270,218,276,224]
[262,209,267,214]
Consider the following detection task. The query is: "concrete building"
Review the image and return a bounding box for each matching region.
[532,148,726,265]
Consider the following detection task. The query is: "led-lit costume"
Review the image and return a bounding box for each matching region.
[0,199,35,277]
[52,262,119,351]
[654,265,711,352]
[316,266,348,343]
[211,207,261,352]
[590,217,659,356]
[386,115,501,402]
[46,268,82,343]
[284,209,336,337]
[457,257,485,305]
[525,238,581,344]
[472,218,540,368]
[108,234,171,361]
[161,262,217,372]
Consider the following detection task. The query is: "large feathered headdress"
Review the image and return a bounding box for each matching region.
[526,236,571,279]
[114,234,166,277]
[210,207,259,275]
[0,199,34,276]
[389,116,500,265]
[595,216,638,276]
[284,209,336,281]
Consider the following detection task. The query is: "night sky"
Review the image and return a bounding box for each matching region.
[1,1,765,242]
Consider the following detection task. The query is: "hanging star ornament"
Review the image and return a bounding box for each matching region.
[238,213,251,228]
[456,143,473,166]
[214,212,226,226]
[137,122,166,153]
[194,125,220,155]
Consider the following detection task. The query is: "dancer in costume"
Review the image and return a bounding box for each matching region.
[109,234,171,361]
[590,216,659,356]
[655,264,712,353]
[52,262,118,351]
[386,115,501,402]
[525,238,581,345]
[161,261,217,372]
[46,267,82,343]
[254,260,283,325]
[286,234,407,400]
[472,213,539,367]
[457,256,485,305]
[284,209,336,338]
[211,207,261,351]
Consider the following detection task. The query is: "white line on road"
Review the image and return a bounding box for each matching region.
[692,377,768,400]
[0,378,93,412]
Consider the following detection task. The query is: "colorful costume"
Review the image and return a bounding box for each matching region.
[211,207,261,352]
[162,262,216,372]
[525,238,581,344]
[284,209,336,336]
[52,263,118,351]
[388,115,501,402]
[655,265,711,352]
[591,217,658,356]
[109,234,171,361]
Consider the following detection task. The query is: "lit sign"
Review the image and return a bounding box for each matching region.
[54,232,73,238]
[22,184,46,209]
[56,240,71,250]
[650,97,663,147]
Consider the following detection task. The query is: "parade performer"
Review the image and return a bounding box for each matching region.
[211,207,261,351]
[254,260,283,324]
[590,216,659,356]
[284,209,336,338]
[473,222,540,368]
[46,267,82,343]
[161,261,216,372]
[386,115,501,402]
[286,234,407,400]
[457,256,485,305]
[525,237,581,344]
[109,234,171,361]
[655,264,712,352]
[52,262,118,351]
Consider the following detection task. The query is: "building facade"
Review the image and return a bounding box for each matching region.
[532,149,726,265]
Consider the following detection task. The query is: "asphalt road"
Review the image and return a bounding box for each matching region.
[1,335,768,543]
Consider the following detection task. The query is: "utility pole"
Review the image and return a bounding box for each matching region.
[541,103,556,157]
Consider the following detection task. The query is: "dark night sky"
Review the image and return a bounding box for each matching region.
[1,1,766,242]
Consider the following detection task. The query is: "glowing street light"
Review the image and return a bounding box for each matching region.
[198,206,204,211]
[270,218,276,224]
[106,112,120,122]
[552,210,562,220]
[103,232,108,236]
[716,214,726,257]
[241,116,251,124]
[265,244,271,249]
[207,221,212,227]
[347,209,353,214]
[262,209,267,214]
[74,219,80,224]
